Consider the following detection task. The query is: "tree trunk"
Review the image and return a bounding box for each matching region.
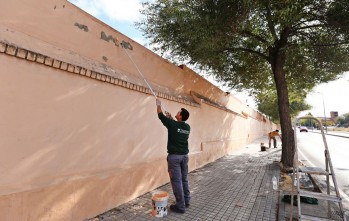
[270,47,295,168]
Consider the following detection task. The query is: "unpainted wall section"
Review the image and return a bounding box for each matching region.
[0,0,216,98]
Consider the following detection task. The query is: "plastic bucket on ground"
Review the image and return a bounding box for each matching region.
[260,142,266,151]
[151,191,169,217]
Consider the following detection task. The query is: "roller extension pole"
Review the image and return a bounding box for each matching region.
[118,41,167,113]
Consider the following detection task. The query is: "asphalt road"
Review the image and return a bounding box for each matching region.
[296,131,349,209]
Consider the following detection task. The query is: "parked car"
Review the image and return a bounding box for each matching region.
[299,126,308,132]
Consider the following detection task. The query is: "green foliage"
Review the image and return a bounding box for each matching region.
[256,88,311,123]
[337,113,349,127]
[327,0,349,36]
[298,113,318,127]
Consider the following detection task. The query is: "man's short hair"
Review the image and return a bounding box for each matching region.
[180,108,189,121]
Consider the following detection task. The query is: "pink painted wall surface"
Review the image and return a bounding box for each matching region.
[0,0,277,220]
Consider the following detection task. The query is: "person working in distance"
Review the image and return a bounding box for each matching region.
[156,99,191,214]
[268,130,282,148]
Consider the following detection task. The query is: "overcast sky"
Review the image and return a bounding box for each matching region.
[301,72,349,117]
[69,0,349,117]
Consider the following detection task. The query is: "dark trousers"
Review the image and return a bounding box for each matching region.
[269,137,277,148]
[167,154,190,211]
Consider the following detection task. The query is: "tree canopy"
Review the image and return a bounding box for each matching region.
[138,0,349,167]
[256,88,311,123]
[337,113,349,127]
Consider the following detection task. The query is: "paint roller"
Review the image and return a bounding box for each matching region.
[117,38,169,115]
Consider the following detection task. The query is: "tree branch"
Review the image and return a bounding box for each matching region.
[290,30,349,47]
[313,42,349,47]
[241,30,268,44]
[225,47,269,60]
[293,24,325,32]
[265,1,278,41]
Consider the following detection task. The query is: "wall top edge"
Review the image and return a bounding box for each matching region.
[0,36,202,108]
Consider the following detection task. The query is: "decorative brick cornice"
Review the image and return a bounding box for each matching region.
[0,41,199,107]
[190,91,247,117]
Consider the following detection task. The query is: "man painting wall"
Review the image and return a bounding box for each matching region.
[156,99,191,214]
[268,130,282,148]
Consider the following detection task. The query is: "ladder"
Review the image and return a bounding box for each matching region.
[289,116,347,221]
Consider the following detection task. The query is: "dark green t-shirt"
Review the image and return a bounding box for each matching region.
[158,112,190,155]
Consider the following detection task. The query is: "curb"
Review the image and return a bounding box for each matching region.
[309,131,349,139]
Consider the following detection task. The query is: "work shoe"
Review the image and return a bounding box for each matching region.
[170,205,185,213]
[185,203,190,208]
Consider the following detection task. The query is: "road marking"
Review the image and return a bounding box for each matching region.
[298,148,349,204]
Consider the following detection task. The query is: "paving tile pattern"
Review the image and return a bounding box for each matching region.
[87,149,281,221]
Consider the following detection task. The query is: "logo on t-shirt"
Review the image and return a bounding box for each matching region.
[177,128,189,134]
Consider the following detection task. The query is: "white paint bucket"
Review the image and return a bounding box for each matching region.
[151,191,169,217]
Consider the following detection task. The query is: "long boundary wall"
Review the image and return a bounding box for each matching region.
[0,0,277,220]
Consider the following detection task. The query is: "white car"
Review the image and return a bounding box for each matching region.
[299,126,308,132]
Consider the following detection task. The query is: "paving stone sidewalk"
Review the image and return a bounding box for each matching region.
[87,137,281,221]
